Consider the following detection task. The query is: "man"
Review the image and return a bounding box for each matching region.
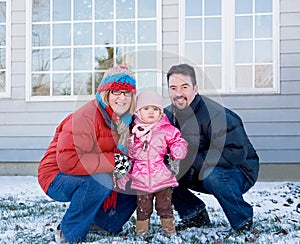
[164,64,259,235]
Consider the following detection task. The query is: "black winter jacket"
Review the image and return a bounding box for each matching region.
[164,94,259,186]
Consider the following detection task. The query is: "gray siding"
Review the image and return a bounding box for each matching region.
[0,0,300,167]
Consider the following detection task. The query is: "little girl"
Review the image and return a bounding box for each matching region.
[117,91,188,237]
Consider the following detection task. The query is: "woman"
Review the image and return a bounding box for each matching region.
[38,66,137,243]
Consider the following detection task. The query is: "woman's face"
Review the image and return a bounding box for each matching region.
[108,90,132,117]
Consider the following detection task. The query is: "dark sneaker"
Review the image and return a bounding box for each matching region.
[217,220,253,238]
[176,208,211,231]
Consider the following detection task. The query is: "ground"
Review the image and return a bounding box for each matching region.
[0,176,299,243]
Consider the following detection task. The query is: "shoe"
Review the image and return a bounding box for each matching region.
[55,224,68,243]
[176,208,210,231]
[217,220,253,238]
[89,224,110,234]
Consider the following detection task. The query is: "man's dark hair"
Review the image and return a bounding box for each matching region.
[167,63,197,87]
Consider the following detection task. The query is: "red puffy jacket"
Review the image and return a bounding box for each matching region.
[38,99,118,193]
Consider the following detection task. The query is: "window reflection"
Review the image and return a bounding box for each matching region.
[31,0,159,97]
[116,0,135,19]
[32,24,50,47]
[53,0,71,21]
[186,0,202,16]
[204,0,221,15]
[53,24,71,46]
[74,23,92,45]
[53,73,71,95]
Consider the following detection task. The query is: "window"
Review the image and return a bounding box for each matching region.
[0,0,11,98]
[27,0,161,101]
[180,0,279,94]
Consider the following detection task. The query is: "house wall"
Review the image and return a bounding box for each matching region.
[0,0,299,180]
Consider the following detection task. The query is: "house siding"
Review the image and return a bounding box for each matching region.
[0,0,299,178]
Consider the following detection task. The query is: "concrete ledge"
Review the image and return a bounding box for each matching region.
[0,162,38,176]
[0,162,299,181]
[257,163,300,182]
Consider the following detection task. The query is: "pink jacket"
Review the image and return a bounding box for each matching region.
[118,114,188,193]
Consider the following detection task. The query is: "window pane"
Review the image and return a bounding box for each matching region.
[204,42,221,64]
[32,24,50,47]
[235,16,252,39]
[53,24,71,46]
[53,73,71,95]
[74,0,92,20]
[255,15,272,38]
[204,18,221,40]
[116,46,136,66]
[204,67,222,89]
[0,2,6,22]
[0,26,6,46]
[32,49,50,71]
[235,65,253,88]
[186,19,202,40]
[235,0,252,14]
[204,0,221,15]
[138,21,156,43]
[255,0,272,13]
[255,40,272,63]
[137,47,157,69]
[185,43,202,64]
[32,0,50,22]
[137,71,157,89]
[255,65,272,88]
[235,40,252,63]
[95,22,114,45]
[53,49,71,71]
[116,0,135,19]
[95,46,115,69]
[0,71,5,92]
[138,0,156,18]
[95,0,113,20]
[116,21,135,44]
[53,0,71,21]
[32,74,50,96]
[74,48,92,70]
[74,23,92,45]
[74,73,92,95]
[0,49,5,68]
[186,0,202,16]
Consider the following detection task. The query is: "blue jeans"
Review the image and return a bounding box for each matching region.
[47,172,137,243]
[172,166,253,230]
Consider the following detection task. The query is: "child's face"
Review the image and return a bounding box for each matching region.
[139,105,161,124]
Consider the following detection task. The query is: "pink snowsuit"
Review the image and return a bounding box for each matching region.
[118,114,188,193]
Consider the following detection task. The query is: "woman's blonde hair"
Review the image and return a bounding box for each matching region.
[100,90,136,115]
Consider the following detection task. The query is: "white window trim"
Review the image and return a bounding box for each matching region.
[178,0,280,95]
[26,0,162,102]
[0,0,11,98]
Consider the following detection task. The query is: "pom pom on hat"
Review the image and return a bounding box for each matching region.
[136,91,164,112]
[97,65,136,94]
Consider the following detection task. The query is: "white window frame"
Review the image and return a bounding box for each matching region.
[0,0,11,98]
[179,0,280,95]
[26,0,162,102]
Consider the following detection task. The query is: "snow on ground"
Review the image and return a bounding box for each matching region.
[0,176,299,243]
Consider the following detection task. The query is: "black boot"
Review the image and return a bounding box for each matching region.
[176,208,210,231]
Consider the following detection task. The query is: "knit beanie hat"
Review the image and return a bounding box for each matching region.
[97,65,136,94]
[136,91,164,113]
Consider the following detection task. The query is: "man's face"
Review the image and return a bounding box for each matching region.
[168,73,198,110]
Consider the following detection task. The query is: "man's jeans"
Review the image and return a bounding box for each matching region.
[172,166,253,230]
[47,172,137,242]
